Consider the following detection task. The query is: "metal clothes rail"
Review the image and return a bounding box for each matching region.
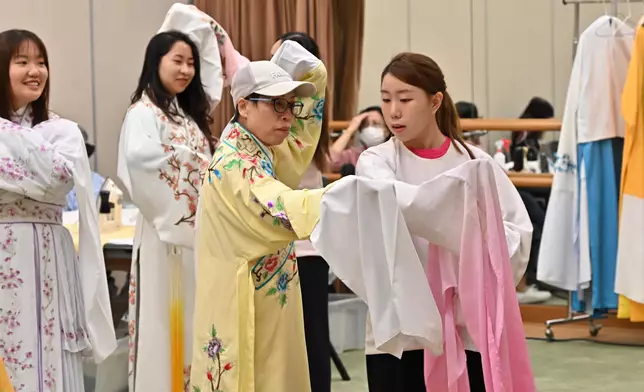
[544,0,636,341]
[563,0,639,55]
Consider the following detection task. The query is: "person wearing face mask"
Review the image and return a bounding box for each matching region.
[329,106,390,172]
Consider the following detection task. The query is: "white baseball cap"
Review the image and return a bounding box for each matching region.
[231,61,316,105]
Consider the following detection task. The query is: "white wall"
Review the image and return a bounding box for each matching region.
[359,0,626,119]
[0,0,94,140]
[92,0,187,181]
[2,0,629,175]
[1,0,186,180]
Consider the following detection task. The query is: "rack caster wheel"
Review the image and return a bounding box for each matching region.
[589,325,601,337]
[545,328,554,341]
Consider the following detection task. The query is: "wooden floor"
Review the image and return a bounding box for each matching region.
[520,303,644,346]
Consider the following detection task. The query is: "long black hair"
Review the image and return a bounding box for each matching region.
[0,29,50,125]
[511,96,554,147]
[277,32,329,171]
[131,31,214,148]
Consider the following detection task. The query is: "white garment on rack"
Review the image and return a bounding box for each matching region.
[537,15,633,291]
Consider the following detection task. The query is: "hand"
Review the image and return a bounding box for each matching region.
[347,112,369,134]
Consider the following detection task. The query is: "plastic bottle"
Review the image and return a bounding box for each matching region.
[493,139,506,167]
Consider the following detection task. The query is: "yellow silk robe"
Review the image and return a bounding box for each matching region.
[0,358,13,392]
[190,53,327,391]
[616,25,644,322]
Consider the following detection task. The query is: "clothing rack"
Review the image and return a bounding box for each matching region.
[562,0,635,55]
[543,0,631,341]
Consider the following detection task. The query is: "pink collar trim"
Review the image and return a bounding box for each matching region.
[408,137,450,159]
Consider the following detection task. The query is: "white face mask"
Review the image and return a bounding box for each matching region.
[359,126,387,147]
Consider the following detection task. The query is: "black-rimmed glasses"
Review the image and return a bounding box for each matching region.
[248,97,304,117]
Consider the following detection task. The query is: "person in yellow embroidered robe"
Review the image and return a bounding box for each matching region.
[190,41,327,392]
[616,23,644,322]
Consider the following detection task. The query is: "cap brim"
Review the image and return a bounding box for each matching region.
[255,80,316,99]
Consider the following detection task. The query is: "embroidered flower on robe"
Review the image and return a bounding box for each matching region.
[260,198,293,231]
[263,255,279,272]
[553,153,577,174]
[260,160,274,178]
[266,268,298,307]
[195,325,232,392]
[277,272,289,292]
[312,98,325,123]
[0,157,35,182]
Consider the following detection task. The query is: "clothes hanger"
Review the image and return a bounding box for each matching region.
[596,0,635,37]
[622,0,633,25]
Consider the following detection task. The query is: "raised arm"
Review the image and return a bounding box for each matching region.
[117,104,211,249]
[270,41,328,189]
[0,118,82,204]
[158,3,224,110]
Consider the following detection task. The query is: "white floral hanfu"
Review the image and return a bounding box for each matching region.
[117,93,213,391]
[0,113,116,392]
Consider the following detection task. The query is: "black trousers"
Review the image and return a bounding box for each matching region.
[298,256,331,392]
[366,350,486,392]
[517,190,546,286]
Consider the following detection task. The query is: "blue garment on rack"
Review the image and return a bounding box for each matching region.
[572,138,623,313]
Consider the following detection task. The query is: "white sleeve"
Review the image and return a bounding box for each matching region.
[488,157,534,285]
[311,176,443,358]
[158,3,224,110]
[0,118,78,203]
[356,148,397,180]
[270,40,321,80]
[0,118,117,362]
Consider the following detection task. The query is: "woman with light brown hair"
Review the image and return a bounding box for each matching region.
[356,52,533,392]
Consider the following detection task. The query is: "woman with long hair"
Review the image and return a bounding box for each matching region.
[356,53,533,391]
[0,29,116,391]
[117,29,219,391]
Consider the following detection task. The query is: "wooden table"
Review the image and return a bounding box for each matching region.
[65,224,135,272]
[507,172,553,188]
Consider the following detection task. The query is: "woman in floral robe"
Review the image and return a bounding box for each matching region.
[0,29,115,391]
[116,5,241,388]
